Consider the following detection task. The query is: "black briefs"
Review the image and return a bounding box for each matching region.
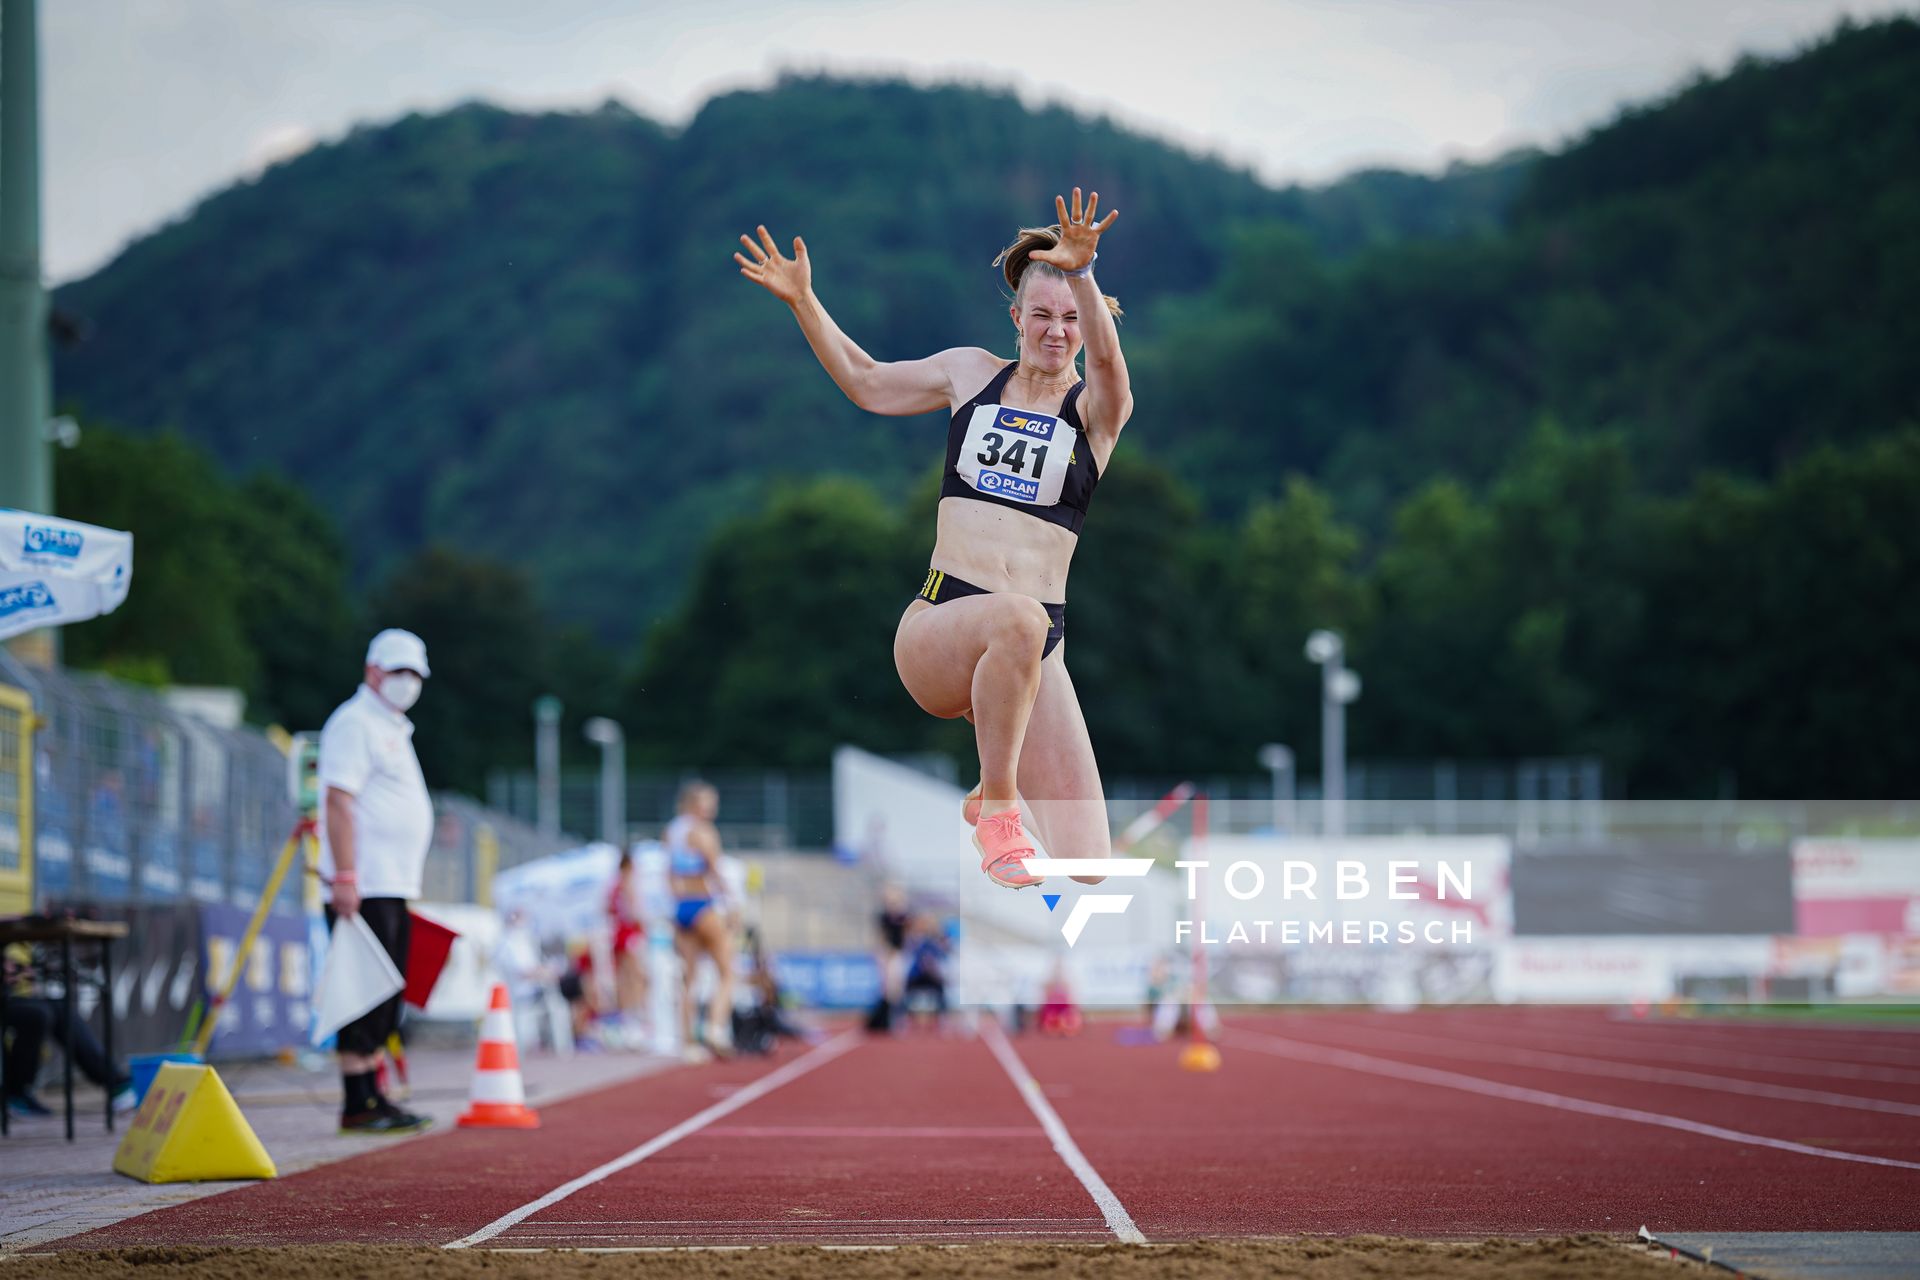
[913,569,1065,659]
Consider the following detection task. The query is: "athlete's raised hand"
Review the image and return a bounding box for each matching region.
[1029,188,1118,274]
[734,225,811,304]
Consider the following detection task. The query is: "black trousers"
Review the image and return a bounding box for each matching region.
[323,897,411,1058]
[3,997,126,1095]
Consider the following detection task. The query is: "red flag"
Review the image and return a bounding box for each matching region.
[405,910,460,1010]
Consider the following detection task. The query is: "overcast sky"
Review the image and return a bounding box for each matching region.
[36,0,1917,282]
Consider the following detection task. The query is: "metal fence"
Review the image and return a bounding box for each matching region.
[422,792,571,905]
[1,650,300,913]
[488,767,836,851]
[1105,796,1920,846]
[485,756,1914,856]
[1,652,573,915]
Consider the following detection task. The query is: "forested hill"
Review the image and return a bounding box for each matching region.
[1129,15,1920,521]
[49,76,1521,639]
[54,18,1920,642]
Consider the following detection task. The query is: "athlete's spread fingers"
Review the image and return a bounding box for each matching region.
[756,224,782,259]
[1095,209,1119,233]
[792,236,807,258]
[1054,193,1070,226]
[739,233,767,263]
[1084,191,1099,224]
[1072,186,1084,222]
[733,251,760,272]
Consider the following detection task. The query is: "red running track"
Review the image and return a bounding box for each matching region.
[44,1008,1920,1249]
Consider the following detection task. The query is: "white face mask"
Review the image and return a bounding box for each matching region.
[378,671,423,712]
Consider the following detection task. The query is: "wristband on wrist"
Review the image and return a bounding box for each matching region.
[1063,252,1097,279]
[333,869,357,884]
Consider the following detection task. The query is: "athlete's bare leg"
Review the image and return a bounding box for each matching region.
[894,596,1049,813]
[674,929,703,1050]
[692,911,736,1046]
[1017,644,1110,885]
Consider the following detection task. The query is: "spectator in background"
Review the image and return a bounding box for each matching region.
[875,884,910,1019]
[902,914,952,1031]
[606,852,650,1034]
[1038,958,1082,1036]
[559,949,601,1049]
[494,908,571,1056]
[3,943,135,1118]
[318,629,436,1135]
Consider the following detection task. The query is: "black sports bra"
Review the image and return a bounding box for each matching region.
[940,362,1101,534]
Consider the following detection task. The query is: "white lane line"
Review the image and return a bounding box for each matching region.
[1366,1018,1920,1086]
[699,1124,1042,1138]
[1282,1022,1920,1117]
[500,1230,1114,1239]
[444,1031,863,1249]
[1222,1028,1920,1173]
[499,1218,1103,1225]
[980,1017,1146,1244]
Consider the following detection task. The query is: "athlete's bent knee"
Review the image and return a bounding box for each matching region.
[988,597,1050,656]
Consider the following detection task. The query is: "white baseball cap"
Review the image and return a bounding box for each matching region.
[365,628,431,677]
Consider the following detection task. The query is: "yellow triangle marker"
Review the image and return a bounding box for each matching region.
[113,1062,277,1183]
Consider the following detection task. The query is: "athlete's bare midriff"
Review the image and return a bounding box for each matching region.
[928,497,1076,599]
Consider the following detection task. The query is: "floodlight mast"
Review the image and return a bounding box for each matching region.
[1257,742,1295,835]
[583,716,625,848]
[1304,631,1360,838]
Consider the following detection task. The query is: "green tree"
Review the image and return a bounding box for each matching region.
[228,473,360,731]
[1063,453,1250,774]
[1225,476,1370,775]
[1359,424,1645,766]
[1630,429,1920,796]
[365,546,552,795]
[54,428,256,688]
[624,478,931,768]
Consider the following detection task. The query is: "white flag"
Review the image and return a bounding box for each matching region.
[0,509,134,640]
[310,912,406,1046]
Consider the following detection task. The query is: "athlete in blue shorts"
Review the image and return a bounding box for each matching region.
[666,780,735,1058]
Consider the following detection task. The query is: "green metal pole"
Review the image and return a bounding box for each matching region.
[1,0,52,517]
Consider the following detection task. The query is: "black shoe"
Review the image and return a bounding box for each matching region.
[339,1102,433,1135]
[6,1093,54,1118]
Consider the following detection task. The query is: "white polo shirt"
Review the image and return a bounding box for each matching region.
[317,684,434,901]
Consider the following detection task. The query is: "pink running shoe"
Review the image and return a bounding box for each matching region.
[973,808,1041,889]
[962,783,983,826]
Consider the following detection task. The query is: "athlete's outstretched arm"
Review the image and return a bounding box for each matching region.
[1032,189,1133,441]
[734,224,976,416]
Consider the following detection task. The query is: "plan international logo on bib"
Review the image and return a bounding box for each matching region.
[976,471,1041,502]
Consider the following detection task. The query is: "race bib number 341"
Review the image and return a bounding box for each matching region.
[956,404,1077,506]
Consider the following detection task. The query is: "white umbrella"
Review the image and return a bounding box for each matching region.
[0,508,134,640]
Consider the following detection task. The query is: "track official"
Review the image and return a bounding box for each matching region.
[319,628,435,1135]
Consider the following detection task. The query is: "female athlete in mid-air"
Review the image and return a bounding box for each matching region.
[736,188,1131,889]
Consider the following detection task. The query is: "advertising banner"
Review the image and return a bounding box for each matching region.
[1513,847,1794,935]
[198,902,310,1058]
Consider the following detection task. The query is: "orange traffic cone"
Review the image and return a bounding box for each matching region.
[456,984,540,1129]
